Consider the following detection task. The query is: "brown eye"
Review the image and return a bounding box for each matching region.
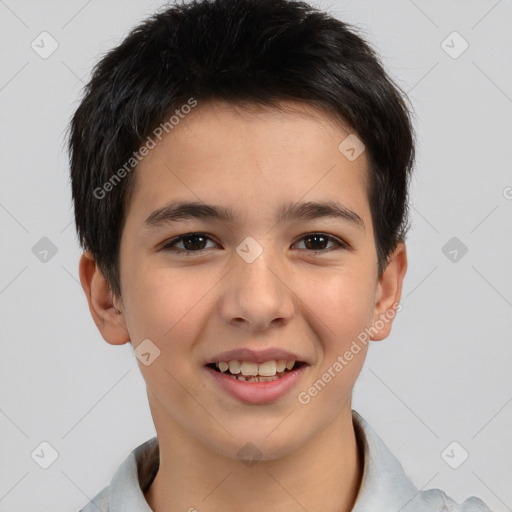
[293,233,346,252]
[162,233,218,255]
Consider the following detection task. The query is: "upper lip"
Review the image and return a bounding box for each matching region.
[205,347,307,365]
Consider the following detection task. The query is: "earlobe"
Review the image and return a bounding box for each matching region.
[370,241,407,342]
[78,251,130,346]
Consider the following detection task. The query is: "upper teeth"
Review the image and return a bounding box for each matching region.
[215,360,295,376]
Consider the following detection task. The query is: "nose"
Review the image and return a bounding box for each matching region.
[218,246,296,331]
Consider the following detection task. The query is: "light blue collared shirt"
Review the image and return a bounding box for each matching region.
[79,410,491,511]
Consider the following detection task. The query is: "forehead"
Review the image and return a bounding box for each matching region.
[126,99,370,225]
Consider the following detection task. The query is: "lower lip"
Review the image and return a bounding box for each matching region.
[205,365,308,404]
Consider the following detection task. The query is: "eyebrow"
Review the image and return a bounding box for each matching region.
[144,200,365,231]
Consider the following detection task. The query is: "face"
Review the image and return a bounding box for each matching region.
[91,100,406,460]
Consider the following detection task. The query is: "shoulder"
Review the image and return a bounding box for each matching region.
[412,488,493,512]
[77,435,158,512]
[351,410,493,512]
[78,485,110,512]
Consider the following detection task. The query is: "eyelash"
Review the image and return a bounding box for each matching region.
[160,232,348,256]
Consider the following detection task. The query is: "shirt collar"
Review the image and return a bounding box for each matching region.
[106,410,423,512]
[351,410,421,511]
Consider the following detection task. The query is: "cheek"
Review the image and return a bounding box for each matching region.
[298,268,375,346]
[123,267,210,399]
[123,263,215,345]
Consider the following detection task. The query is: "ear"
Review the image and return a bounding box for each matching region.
[370,241,407,341]
[78,251,130,345]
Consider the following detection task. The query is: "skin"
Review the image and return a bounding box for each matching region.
[79,99,407,512]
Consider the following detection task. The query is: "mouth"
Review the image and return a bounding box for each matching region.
[205,359,307,383]
[203,348,310,404]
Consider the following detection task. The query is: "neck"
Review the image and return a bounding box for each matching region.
[144,407,363,512]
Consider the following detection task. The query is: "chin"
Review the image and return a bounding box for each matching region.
[208,426,307,463]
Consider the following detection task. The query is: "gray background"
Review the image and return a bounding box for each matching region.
[0,0,511,510]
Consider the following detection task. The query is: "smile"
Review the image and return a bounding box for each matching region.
[205,360,308,404]
[207,359,303,381]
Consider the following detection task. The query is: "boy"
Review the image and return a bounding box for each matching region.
[68,0,491,510]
